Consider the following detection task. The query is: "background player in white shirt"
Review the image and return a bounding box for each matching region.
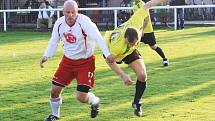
[39,0,115,120]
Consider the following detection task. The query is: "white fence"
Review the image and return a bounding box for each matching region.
[0,5,215,32]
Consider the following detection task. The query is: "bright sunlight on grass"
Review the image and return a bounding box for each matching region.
[0,27,215,121]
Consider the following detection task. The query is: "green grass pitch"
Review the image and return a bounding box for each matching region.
[0,27,215,121]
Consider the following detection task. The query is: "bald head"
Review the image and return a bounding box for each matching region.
[63,0,79,26]
[63,0,78,10]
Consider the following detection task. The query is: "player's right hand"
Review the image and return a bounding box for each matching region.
[39,56,48,68]
[121,74,133,86]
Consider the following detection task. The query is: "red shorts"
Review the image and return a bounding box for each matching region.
[52,55,95,88]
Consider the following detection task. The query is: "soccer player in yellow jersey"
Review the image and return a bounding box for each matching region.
[104,0,165,117]
[133,0,169,67]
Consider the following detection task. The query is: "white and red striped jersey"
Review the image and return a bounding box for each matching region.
[43,14,110,60]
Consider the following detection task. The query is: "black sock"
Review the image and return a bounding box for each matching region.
[155,47,166,59]
[134,80,147,104]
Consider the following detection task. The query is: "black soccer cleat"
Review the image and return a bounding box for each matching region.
[44,114,59,121]
[132,102,143,117]
[91,104,100,118]
[163,58,169,67]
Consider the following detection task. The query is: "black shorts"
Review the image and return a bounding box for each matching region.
[118,49,142,64]
[141,32,156,46]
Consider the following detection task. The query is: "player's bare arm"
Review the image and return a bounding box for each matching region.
[143,0,165,10]
[141,16,150,36]
[106,54,117,64]
[106,61,133,86]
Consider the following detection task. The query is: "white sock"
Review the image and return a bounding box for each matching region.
[50,97,62,118]
[87,92,100,105]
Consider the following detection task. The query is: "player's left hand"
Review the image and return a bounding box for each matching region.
[106,54,116,64]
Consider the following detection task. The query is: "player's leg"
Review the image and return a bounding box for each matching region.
[48,17,52,30]
[143,33,168,66]
[44,56,74,121]
[129,58,147,100]
[129,59,147,117]
[76,86,100,118]
[179,9,184,29]
[37,18,42,29]
[45,83,64,121]
[124,50,147,117]
[150,44,169,67]
[76,56,100,118]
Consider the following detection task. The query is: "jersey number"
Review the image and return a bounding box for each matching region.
[88,72,94,83]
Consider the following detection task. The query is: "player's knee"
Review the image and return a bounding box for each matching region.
[76,92,88,103]
[50,86,63,98]
[76,85,90,103]
[137,73,147,82]
[150,45,157,50]
[50,89,61,98]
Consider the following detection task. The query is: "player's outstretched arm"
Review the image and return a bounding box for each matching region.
[141,16,150,34]
[106,61,133,86]
[143,0,165,11]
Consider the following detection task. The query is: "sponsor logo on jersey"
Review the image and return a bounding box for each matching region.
[63,32,77,43]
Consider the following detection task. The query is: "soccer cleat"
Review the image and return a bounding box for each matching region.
[44,114,59,121]
[163,58,169,67]
[91,103,100,118]
[132,102,143,117]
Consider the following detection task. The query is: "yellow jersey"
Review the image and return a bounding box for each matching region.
[105,9,149,62]
[133,0,154,33]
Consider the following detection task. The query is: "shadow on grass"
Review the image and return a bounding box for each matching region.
[0,53,215,121]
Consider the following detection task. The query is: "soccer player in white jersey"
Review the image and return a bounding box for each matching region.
[39,0,115,120]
